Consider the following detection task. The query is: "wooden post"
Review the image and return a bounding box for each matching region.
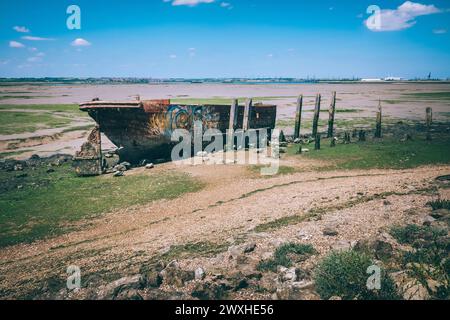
[426,107,432,140]
[375,99,382,138]
[315,134,321,150]
[327,91,336,138]
[243,98,252,131]
[294,95,303,139]
[344,132,351,144]
[312,93,321,138]
[358,130,366,142]
[226,99,238,151]
[330,137,336,147]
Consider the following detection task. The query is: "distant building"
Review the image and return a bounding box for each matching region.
[361,78,384,82]
[384,77,403,81]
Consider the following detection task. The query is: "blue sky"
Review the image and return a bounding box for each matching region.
[0,0,449,78]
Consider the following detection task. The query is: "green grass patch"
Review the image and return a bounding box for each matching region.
[314,250,400,300]
[253,212,315,233]
[390,224,447,246]
[427,199,450,210]
[0,104,84,114]
[289,136,450,170]
[0,164,204,247]
[403,92,450,101]
[0,111,74,135]
[257,243,316,272]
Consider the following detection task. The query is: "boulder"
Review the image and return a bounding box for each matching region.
[97,274,145,300]
[145,163,155,169]
[330,240,355,252]
[113,171,124,177]
[422,215,436,226]
[243,243,257,253]
[390,271,430,300]
[195,267,206,281]
[191,281,226,300]
[144,271,163,288]
[160,261,195,287]
[323,226,338,236]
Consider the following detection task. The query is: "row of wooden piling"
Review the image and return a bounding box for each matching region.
[227,94,434,152]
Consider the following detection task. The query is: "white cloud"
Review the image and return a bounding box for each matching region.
[365,1,441,32]
[29,47,38,52]
[36,52,45,57]
[13,26,30,33]
[27,56,42,62]
[22,36,55,41]
[267,53,274,58]
[433,28,447,34]
[188,48,196,57]
[169,54,177,59]
[71,38,91,47]
[168,0,215,7]
[9,41,25,48]
[220,2,233,9]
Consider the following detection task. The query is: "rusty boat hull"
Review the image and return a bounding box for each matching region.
[79,99,277,163]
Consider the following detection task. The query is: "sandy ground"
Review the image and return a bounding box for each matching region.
[0,153,448,298]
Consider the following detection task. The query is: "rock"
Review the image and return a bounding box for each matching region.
[195,267,206,280]
[330,240,354,252]
[113,164,127,172]
[430,209,450,219]
[323,226,338,236]
[115,289,143,300]
[297,231,312,241]
[160,261,195,287]
[145,163,154,169]
[301,148,309,153]
[390,271,430,300]
[145,271,162,288]
[294,138,301,144]
[329,296,342,300]
[97,274,145,300]
[423,215,436,226]
[191,281,226,300]
[278,267,299,283]
[120,162,131,169]
[354,238,393,260]
[276,281,319,300]
[113,171,124,177]
[13,164,24,171]
[243,243,257,253]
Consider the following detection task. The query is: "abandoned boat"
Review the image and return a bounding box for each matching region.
[75,99,277,175]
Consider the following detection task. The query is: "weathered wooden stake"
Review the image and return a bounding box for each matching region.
[330,137,336,147]
[226,99,238,151]
[243,98,252,131]
[344,132,351,144]
[312,93,321,138]
[327,91,336,138]
[358,130,366,142]
[315,134,321,150]
[294,95,303,139]
[426,107,432,140]
[375,99,382,138]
